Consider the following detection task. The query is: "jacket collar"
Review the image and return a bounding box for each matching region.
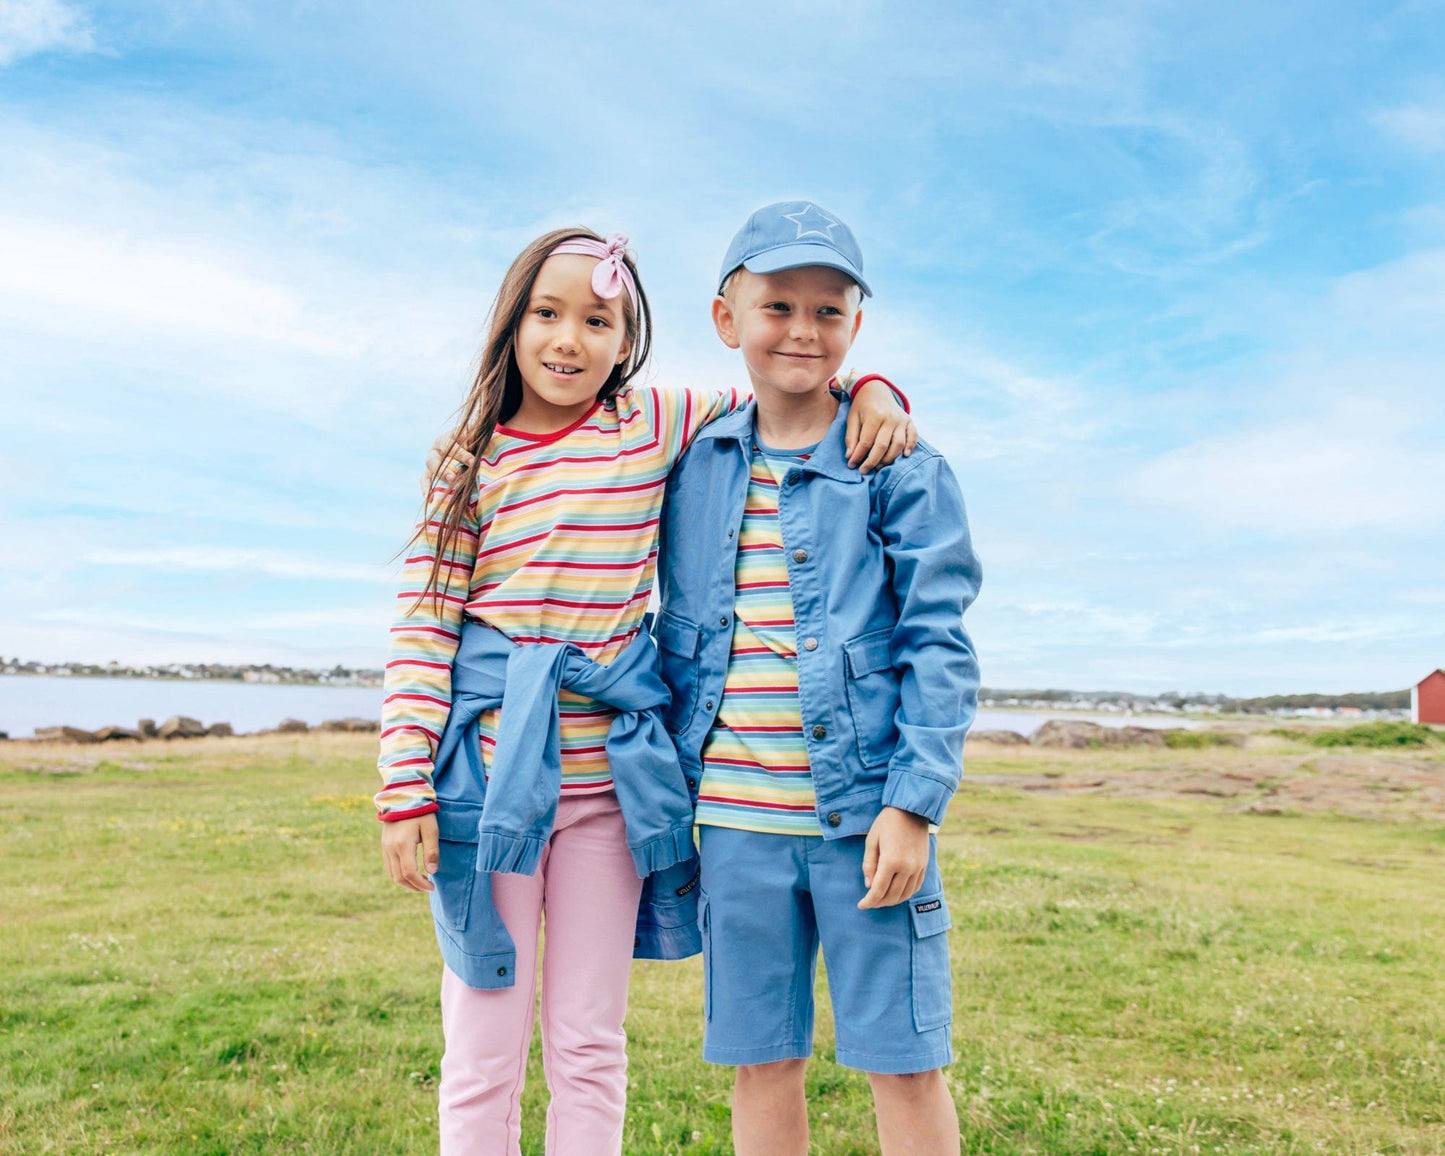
[690,393,865,485]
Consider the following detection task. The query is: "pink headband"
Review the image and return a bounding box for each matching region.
[547,232,641,318]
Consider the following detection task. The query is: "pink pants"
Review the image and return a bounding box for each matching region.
[438,792,644,1156]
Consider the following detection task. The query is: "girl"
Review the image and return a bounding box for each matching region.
[375,227,913,1156]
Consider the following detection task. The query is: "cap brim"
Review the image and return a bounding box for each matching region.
[739,243,871,297]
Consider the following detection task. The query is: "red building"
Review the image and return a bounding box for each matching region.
[1414,670,1445,725]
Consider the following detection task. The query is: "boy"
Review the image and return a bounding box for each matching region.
[654,201,981,1156]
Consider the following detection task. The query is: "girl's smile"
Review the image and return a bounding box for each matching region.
[509,254,632,434]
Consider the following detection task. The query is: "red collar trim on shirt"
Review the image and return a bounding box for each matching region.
[496,399,606,445]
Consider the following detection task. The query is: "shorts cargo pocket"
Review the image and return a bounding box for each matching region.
[430,804,482,934]
[908,891,953,1032]
[843,626,901,768]
[656,611,702,735]
[698,889,714,1023]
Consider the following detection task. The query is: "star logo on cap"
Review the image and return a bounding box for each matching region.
[783,204,840,241]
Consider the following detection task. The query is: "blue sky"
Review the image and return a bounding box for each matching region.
[1,0,1442,695]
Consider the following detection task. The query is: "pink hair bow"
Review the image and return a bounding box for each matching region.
[548,232,641,317]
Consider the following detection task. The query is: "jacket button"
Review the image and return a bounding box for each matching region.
[787,471,801,484]
[705,700,715,710]
[719,616,729,626]
[728,529,734,539]
[793,549,808,563]
[497,966,508,977]
[812,724,827,739]
[826,811,841,827]
[802,637,817,651]
[687,778,697,789]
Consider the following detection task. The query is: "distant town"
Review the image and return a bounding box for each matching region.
[0,657,384,688]
[0,656,1414,718]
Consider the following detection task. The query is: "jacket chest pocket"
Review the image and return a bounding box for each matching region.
[842,627,901,768]
[656,612,702,736]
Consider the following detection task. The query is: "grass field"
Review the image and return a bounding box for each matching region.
[1,731,1442,1155]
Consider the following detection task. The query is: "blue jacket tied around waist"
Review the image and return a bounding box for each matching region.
[428,618,702,990]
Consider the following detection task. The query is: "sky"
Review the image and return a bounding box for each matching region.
[1,0,1442,696]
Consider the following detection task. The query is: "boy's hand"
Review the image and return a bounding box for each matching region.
[382,814,440,892]
[846,378,917,476]
[421,436,476,499]
[858,806,930,909]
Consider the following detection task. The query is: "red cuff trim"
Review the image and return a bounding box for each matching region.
[849,373,910,414]
[378,802,440,822]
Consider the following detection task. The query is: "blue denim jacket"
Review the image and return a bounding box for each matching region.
[428,618,702,990]
[655,398,982,836]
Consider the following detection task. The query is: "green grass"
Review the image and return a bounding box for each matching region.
[1163,730,1245,749]
[2,735,1443,1154]
[1269,722,1440,749]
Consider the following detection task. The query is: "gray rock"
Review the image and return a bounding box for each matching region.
[1031,720,1168,749]
[1104,725,1167,748]
[34,726,100,744]
[93,726,143,742]
[276,718,310,734]
[206,722,234,737]
[969,729,1030,745]
[158,715,207,739]
[320,717,379,733]
[138,719,158,737]
[1030,720,1105,749]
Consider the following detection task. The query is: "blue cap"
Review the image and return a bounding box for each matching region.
[718,200,871,298]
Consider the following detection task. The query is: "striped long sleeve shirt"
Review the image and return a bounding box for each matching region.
[375,385,742,820]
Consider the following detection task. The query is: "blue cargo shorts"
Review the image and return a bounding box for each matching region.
[696,824,954,1074]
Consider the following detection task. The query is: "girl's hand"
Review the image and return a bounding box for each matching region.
[845,378,918,475]
[857,807,929,909]
[421,436,478,500]
[382,814,440,892]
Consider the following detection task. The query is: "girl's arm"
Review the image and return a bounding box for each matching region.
[653,376,916,472]
[375,458,480,823]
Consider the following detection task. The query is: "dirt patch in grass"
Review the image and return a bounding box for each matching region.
[963,741,1445,821]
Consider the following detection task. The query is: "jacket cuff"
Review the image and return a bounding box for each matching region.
[628,822,696,877]
[848,373,910,414]
[881,768,953,826]
[475,831,545,876]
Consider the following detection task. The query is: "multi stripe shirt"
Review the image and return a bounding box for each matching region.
[376,386,742,820]
[695,440,821,836]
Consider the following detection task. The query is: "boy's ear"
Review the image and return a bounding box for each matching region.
[711,295,741,349]
[849,307,863,345]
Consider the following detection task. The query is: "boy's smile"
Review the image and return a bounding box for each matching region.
[510,253,631,433]
[712,265,862,401]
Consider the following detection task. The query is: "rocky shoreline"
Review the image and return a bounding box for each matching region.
[3,715,380,743]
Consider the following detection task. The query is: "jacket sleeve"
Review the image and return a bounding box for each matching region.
[876,453,982,825]
[374,458,480,820]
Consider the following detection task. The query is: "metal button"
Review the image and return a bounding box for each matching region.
[787,471,801,484]
[686,778,697,789]
[826,811,841,827]
[793,549,808,563]
[803,637,818,651]
[705,700,715,711]
[719,616,729,626]
[812,724,827,739]
[497,966,508,977]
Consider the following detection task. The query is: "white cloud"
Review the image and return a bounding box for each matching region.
[0,0,93,67]
[1374,101,1445,153]
[86,547,396,584]
[1132,409,1443,534]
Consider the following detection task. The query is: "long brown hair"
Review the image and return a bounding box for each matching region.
[410,227,653,609]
